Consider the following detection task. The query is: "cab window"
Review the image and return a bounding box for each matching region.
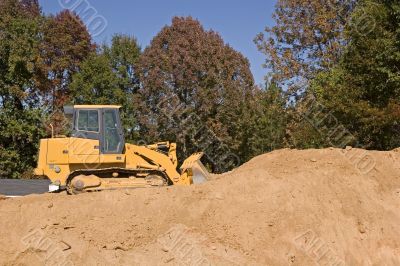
[77,110,99,132]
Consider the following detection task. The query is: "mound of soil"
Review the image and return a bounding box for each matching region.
[0,148,399,265]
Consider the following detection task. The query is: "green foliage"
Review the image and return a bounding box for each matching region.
[70,35,141,142]
[249,83,288,154]
[312,0,400,149]
[70,54,121,103]
[0,0,45,179]
[0,107,46,178]
[255,0,356,93]
[0,0,41,109]
[257,0,400,151]
[0,1,93,178]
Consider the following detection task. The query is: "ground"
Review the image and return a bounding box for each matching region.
[0,147,399,265]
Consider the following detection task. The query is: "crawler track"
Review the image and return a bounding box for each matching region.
[66,167,171,194]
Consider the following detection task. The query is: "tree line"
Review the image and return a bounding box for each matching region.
[0,0,399,178]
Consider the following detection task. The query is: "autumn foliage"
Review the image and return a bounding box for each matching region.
[136,17,256,171]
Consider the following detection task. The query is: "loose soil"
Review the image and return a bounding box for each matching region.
[0,148,399,265]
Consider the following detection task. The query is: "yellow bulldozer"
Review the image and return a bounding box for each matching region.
[34,105,210,194]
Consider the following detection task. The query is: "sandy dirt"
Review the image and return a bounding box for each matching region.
[0,148,399,265]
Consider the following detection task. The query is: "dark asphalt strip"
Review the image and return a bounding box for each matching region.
[0,179,50,196]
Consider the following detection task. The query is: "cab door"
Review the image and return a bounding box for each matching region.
[101,109,125,154]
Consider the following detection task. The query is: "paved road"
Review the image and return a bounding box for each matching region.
[0,179,50,196]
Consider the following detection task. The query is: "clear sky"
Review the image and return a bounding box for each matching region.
[39,0,277,86]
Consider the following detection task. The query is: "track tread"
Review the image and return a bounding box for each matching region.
[66,167,170,194]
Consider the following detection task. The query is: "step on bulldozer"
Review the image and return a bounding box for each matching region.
[34,105,210,194]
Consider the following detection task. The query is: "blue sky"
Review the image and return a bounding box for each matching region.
[39,0,277,85]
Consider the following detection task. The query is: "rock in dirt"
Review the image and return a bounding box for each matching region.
[60,240,71,251]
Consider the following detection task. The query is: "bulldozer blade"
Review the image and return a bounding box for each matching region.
[180,152,211,184]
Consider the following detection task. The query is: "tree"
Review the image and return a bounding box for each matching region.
[0,2,96,178]
[0,108,46,179]
[255,0,356,94]
[0,0,42,110]
[312,0,400,150]
[38,10,93,110]
[0,0,46,179]
[249,83,288,154]
[70,34,141,141]
[137,17,255,172]
[0,0,40,17]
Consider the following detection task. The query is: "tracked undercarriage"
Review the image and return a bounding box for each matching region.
[66,168,170,194]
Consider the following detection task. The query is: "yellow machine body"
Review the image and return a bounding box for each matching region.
[34,105,210,193]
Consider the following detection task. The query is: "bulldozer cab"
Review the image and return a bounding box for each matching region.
[66,105,125,154]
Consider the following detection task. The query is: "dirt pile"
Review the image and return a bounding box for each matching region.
[0,148,399,265]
